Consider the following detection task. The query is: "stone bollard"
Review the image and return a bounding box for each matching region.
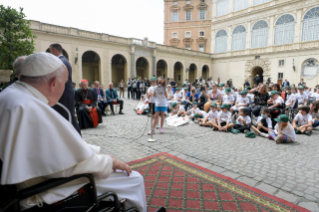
[0,70,13,82]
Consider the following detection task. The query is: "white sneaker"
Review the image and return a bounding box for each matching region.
[148,129,155,135]
[260,133,268,138]
[156,124,160,129]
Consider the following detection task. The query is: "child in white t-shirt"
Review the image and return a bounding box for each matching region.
[221,88,235,108]
[171,102,186,117]
[295,86,308,106]
[230,90,250,113]
[285,87,296,108]
[251,107,272,137]
[232,108,251,133]
[200,102,218,127]
[194,110,208,123]
[269,114,296,144]
[185,101,200,120]
[293,105,313,136]
[217,104,232,132]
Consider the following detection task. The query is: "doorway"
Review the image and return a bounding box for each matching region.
[251,66,263,86]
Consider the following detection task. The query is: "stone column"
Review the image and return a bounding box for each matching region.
[211,30,216,53]
[227,26,232,52]
[248,0,253,7]
[229,0,234,13]
[268,17,274,46]
[246,22,251,49]
[131,46,135,78]
[294,9,302,43]
[153,55,156,77]
[212,0,216,17]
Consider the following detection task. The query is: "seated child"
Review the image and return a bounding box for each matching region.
[230,90,250,113]
[293,105,313,135]
[251,107,272,137]
[168,87,182,110]
[217,104,232,132]
[134,94,149,114]
[220,88,235,109]
[194,110,208,123]
[231,107,251,133]
[246,87,254,103]
[269,114,296,144]
[171,102,186,117]
[285,87,296,109]
[199,102,218,127]
[185,101,200,120]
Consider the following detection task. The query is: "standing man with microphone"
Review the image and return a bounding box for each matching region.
[49,43,81,135]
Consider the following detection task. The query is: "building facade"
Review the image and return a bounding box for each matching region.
[29,21,212,87]
[164,0,319,87]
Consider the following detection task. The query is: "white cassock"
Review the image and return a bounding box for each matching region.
[0,82,146,212]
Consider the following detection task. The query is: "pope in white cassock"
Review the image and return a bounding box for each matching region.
[0,53,146,211]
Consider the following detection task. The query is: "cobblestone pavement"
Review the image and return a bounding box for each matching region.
[83,97,319,211]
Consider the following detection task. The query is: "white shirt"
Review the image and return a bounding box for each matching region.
[199,110,208,118]
[209,90,222,100]
[173,92,182,101]
[208,110,218,121]
[154,86,167,107]
[274,96,284,106]
[236,115,251,126]
[294,113,313,126]
[218,111,232,122]
[275,123,296,141]
[247,93,254,102]
[256,116,272,129]
[147,86,156,103]
[311,110,319,119]
[175,105,185,113]
[189,107,200,116]
[167,89,174,99]
[295,93,308,105]
[285,93,296,108]
[222,94,234,104]
[236,97,249,107]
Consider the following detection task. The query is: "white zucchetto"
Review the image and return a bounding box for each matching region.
[21,52,63,77]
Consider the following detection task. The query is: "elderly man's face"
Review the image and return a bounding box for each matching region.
[109,84,114,89]
[95,81,100,87]
[48,66,68,106]
[82,82,88,90]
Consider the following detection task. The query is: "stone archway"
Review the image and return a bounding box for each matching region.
[251,67,263,86]
[188,64,197,83]
[202,65,209,80]
[245,59,271,84]
[82,51,101,84]
[136,57,149,79]
[156,60,167,78]
[111,54,127,87]
[174,62,184,85]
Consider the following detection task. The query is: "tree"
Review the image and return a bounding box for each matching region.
[0,5,36,73]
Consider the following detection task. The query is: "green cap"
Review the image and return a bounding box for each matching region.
[172,102,178,108]
[194,113,202,118]
[220,104,229,109]
[305,86,308,89]
[270,91,279,96]
[274,114,289,123]
[210,102,217,107]
[182,83,186,86]
[246,86,252,90]
[285,86,292,90]
[225,88,231,94]
[193,101,198,105]
[231,128,240,134]
[219,83,225,87]
[175,87,181,91]
[209,87,212,90]
[245,132,256,138]
[232,86,236,89]
[184,87,189,90]
[298,86,305,90]
[240,90,248,95]
[151,77,157,81]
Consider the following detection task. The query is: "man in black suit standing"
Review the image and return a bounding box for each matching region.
[282,79,290,87]
[136,77,141,100]
[49,43,81,135]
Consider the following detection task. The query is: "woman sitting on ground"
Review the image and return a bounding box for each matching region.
[249,83,269,117]
[209,84,222,105]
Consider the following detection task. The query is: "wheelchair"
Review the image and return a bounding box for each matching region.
[0,160,166,212]
[286,100,299,122]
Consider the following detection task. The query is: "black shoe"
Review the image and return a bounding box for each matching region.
[119,111,124,115]
[102,113,107,116]
[112,112,115,115]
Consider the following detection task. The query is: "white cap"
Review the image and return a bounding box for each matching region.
[21,52,63,77]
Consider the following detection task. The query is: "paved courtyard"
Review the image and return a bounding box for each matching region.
[83,97,319,211]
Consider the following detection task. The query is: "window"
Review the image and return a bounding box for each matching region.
[199,45,205,52]
[173,11,178,22]
[253,0,270,6]
[251,20,268,49]
[255,56,260,59]
[279,60,285,66]
[216,0,229,17]
[185,45,191,50]
[215,29,227,53]
[302,7,319,42]
[172,32,178,38]
[278,73,283,79]
[232,25,246,51]
[185,32,191,37]
[186,10,191,20]
[233,0,248,12]
[274,14,295,45]
[199,31,205,37]
[200,9,206,19]
[173,1,178,5]
[187,1,191,4]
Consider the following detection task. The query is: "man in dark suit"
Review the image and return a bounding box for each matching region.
[93,81,107,116]
[282,79,290,87]
[49,43,81,135]
[105,82,124,115]
[136,77,141,100]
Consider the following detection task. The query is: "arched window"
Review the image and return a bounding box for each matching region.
[302,7,319,42]
[232,25,246,51]
[253,0,270,6]
[216,0,229,17]
[215,29,227,53]
[233,0,248,12]
[274,14,295,45]
[251,20,268,49]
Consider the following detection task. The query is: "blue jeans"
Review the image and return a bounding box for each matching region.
[185,101,192,111]
[313,120,319,128]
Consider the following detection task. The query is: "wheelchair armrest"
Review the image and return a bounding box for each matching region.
[18,174,97,202]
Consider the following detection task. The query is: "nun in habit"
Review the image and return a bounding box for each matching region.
[0,53,146,211]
